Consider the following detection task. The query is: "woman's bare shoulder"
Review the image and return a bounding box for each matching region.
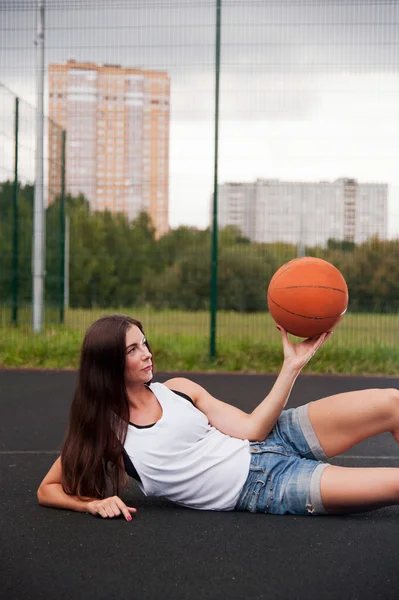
[162,377,197,394]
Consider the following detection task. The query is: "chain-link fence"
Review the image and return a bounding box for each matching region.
[0,82,65,328]
[1,0,399,371]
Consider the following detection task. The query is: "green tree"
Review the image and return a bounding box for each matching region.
[0,181,34,306]
[218,245,277,312]
[154,226,210,272]
[327,238,356,252]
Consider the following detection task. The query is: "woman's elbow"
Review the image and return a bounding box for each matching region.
[246,421,268,442]
[37,484,47,505]
[37,483,55,506]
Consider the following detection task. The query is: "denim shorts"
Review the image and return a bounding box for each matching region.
[235,403,330,516]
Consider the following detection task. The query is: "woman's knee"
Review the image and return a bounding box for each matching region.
[358,388,399,434]
[377,389,399,435]
[383,388,399,415]
[384,389,399,440]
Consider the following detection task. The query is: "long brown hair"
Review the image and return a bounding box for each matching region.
[61,314,151,498]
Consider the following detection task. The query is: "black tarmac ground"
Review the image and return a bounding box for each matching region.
[1,369,399,600]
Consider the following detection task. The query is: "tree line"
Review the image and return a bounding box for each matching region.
[0,180,398,313]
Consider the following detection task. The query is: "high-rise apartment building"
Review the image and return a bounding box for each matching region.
[216,178,388,246]
[48,60,170,237]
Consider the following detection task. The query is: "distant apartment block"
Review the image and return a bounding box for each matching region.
[216,178,388,246]
[48,60,170,237]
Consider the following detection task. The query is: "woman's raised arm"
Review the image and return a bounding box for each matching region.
[164,328,332,443]
[248,327,333,440]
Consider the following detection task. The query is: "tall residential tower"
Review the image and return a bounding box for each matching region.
[48,60,170,237]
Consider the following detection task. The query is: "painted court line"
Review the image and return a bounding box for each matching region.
[0,451,398,459]
[333,455,398,460]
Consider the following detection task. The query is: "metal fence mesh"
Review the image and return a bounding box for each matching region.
[1,0,399,369]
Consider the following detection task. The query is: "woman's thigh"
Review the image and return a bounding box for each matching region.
[320,464,399,514]
[308,388,399,458]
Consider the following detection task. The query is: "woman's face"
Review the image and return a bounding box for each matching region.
[124,325,153,385]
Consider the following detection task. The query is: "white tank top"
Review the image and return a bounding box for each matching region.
[124,382,251,511]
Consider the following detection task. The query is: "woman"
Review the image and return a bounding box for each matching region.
[37,314,399,520]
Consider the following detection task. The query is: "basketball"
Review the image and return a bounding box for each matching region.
[267,257,348,338]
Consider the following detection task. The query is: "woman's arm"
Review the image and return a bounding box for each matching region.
[37,457,136,520]
[165,327,332,442]
[38,456,95,512]
[246,327,331,440]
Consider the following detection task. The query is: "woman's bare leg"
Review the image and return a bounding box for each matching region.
[307,388,399,458]
[320,465,399,514]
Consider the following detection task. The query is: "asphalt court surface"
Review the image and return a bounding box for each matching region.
[1,369,399,600]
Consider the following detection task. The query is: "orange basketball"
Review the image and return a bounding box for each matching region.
[267,257,348,338]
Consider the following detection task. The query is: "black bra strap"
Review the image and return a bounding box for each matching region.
[122,449,141,483]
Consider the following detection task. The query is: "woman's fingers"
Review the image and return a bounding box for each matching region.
[311,331,333,355]
[313,331,327,347]
[106,505,120,518]
[114,497,137,521]
[314,331,333,350]
[324,330,334,343]
[277,326,333,366]
[91,496,137,521]
[276,325,291,346]
[306,330,332,346]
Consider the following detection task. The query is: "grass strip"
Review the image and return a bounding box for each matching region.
[1,327,398,375]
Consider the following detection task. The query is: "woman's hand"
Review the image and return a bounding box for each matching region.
[86,496,137,521]
[276,325,333,372]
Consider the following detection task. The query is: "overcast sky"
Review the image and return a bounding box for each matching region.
[1,0,399,235]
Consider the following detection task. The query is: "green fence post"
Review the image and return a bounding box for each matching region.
[210,0,222,360]
[59,129,66,324]
[12,97,19,326]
